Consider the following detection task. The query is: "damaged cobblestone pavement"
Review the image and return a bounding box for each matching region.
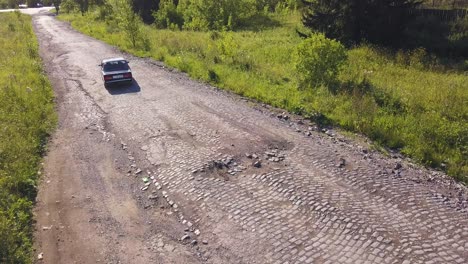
[31,11,468,264]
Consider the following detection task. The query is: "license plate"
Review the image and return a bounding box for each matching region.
[113,74,123,79]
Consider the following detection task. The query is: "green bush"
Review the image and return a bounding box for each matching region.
[295,33,347,89]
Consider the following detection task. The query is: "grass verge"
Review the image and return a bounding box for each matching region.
[58,11,467,181]
[0,11,56,263]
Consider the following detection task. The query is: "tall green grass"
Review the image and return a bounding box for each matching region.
[59,11,467,181]
[0,12,56,263]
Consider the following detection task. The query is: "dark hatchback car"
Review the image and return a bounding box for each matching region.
[100,58,133,87]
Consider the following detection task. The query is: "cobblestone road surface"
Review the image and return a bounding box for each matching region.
[33,13,468,264]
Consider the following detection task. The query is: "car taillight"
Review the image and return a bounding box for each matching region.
[123,73,132,78]
[104,75,113,81]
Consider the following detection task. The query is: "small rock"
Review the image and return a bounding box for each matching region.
[394,163,402,170]
[245,153,253,159]
[148,195,158,200]
[136,169,143,175]
[164,244,175,252]
[191,240,198,245]
[38,252,44,260]
[156,240,165,248]
[202,240,208,245]
[194,229,201,236]
[252,154,258,159]
[181,234,191,241]
[337,158,346,168]
[253,161,262,168]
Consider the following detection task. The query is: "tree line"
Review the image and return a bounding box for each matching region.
[55,0,455,49]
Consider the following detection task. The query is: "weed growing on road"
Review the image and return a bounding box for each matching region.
[0,12,56,263]
[58,11,467,181]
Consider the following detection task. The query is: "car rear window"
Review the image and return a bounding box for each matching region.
[103,61,129,72]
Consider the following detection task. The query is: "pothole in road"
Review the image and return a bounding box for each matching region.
[190,146,290,183]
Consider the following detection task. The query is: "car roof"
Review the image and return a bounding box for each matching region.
[101,57,127,64]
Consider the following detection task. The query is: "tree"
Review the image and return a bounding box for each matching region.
[112,0,142,47]
[53,0,61,14]
[77,0,89,15]
[301,0,423,46]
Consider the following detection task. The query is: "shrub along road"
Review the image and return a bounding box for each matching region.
[32,12,468,264]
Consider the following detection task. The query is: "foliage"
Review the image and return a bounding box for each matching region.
[180,0,258,30]
[110,0,143,48]
[404,14,468,57]
[61,0,80,13]
[421,0,468,9]
[152,0,300,30]
[0,12,56,263]
[301,0,423,46]
[77,0,90,14]
[60,10,467,181]
[153,0,184,29]
[0,0,17,8]
[131,0,160,24]
[294,33,347,89]
[53,0,62,15]
[256,0,301,12]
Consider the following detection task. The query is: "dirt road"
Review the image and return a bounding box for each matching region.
[32,12,468,264]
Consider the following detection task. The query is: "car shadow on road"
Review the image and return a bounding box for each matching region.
[105,79,141,95]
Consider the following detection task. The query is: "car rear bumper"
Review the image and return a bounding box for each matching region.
[104,78,133,84]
